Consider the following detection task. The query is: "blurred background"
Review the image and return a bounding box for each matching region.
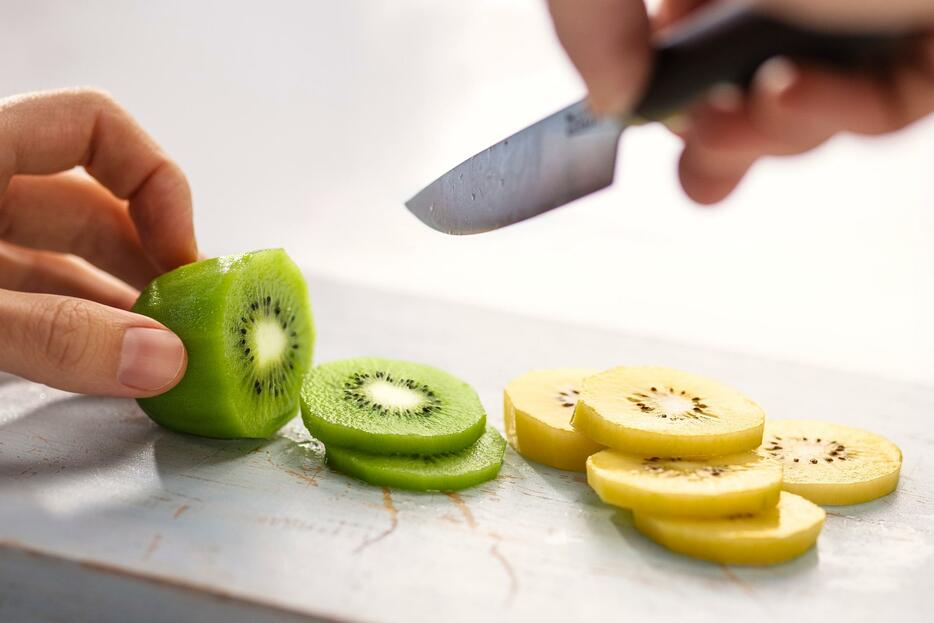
[2,0,931,384]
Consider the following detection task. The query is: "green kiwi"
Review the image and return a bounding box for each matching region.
[300,357,486,455]
[326,426,507,491]
[133,249,314,438]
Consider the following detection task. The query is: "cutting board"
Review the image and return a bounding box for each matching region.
[1,276,931,622]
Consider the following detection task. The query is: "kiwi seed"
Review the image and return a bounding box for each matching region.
[232,292,305,403]
[555,385,581,409]
[340,371,440,417]
[640,457,739,481]
[763,434,850,465]
[626,386,718,421]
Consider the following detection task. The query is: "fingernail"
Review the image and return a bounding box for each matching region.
[707,83,744,113]
[118,327,186,392]
[756,56,797,97]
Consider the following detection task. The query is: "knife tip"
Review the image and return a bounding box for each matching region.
[403,193,445,233]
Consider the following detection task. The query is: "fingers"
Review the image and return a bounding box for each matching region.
[674,78,775,203]
[755,0,934,31]
[548,0,652,115]
[748,58,909,138]
[0,89,198,272]
[678,39,934,204]
[0,289,186,397]
[548,0,934,204]
[0,174,162,289]
[0,89,194,397]
[0,242,138,310]
[888,35,934,126]
[654,0,710,29]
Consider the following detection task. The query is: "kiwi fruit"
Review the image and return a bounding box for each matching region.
[761,420,902,505]
[634,491,825,565]
[587,449,782,518]
[325,425,506,492]
[133,249,314,438]
[301,358,486,455]
[504,368,604,471]
[572,366,764,457]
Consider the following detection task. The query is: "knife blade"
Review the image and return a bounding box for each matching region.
[406,100,624,235]
[405,3,907,235]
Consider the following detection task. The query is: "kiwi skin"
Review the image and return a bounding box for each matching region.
[133,249,314,439]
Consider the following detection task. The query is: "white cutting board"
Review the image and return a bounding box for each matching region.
[1,276,931,622]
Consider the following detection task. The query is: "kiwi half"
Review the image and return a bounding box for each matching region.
[133,249,314,438]
[301,358,486,455]
[326,426,506,491]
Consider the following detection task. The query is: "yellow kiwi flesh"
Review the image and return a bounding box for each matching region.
[504,368,604,471]
[587,450,782,518]
[762,420,902,505]
[572,366,765,457]
[634,491,825,565]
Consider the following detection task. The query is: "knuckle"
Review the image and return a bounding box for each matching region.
[0,192,11,241]
[0,243,32,292]
[31,297,97,370]
[67,88,122,126]
[0,177,29,242]
[75,87,117,109]
[0,152,15,239]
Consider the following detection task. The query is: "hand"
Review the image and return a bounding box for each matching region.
[548,0,934,203]
[0,89,197,397]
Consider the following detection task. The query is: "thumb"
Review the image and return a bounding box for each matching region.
[548,0,652,115]
[0,289,187,397]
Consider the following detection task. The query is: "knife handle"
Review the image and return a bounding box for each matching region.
[634,3,911,120]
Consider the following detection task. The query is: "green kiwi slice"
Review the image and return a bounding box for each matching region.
[300,357,486,455]
[326,426,506,491]
[133,249,314,438]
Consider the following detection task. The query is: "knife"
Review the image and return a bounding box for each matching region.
[405,2,910,235]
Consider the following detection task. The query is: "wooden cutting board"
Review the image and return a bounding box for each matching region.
[1,276,931,622]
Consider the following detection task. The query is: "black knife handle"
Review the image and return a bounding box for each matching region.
[634,3,908,120]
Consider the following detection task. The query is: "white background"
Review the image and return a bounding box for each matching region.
[2,0,931,385]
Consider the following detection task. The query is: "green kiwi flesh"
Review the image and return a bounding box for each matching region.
[326,426,506,491]
[133,249,314,438]
[300,357,486,455]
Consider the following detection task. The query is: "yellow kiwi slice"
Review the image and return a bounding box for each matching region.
[761,420,902,505]
[504,368,604,471]
[634,491,825,565]
[572,366,765,457]
[587,450,781,517]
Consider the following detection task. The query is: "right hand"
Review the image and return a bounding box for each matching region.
[548,0,934,203]
[0,89,198,397]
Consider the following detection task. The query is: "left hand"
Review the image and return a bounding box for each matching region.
[0,88,197,396]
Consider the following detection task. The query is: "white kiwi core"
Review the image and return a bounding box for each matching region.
[365,379,425,410]
[254,319,288,367]
[656,393,694,415]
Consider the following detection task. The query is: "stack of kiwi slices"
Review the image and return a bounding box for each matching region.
[300,358,506,492]
[132,251,504,492]
[133,249,315,438]
[504,365,903,565]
